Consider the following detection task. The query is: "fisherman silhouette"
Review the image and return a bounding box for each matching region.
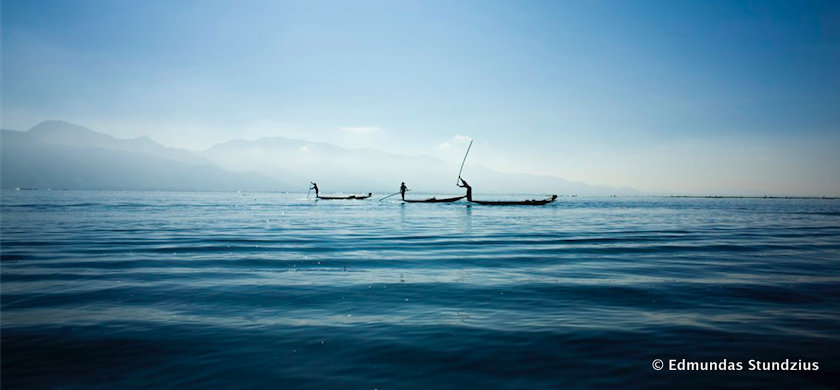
[400,182,408,200]
[457,177,472,202]
[310,182,319,197]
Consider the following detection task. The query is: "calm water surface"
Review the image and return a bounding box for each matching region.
[2,191,839,388]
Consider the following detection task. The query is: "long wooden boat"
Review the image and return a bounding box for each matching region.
[403,195,466,203]
[471,195,558,206]
[317,193,372,200]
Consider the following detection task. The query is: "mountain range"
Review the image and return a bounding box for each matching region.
[1,121,638,195]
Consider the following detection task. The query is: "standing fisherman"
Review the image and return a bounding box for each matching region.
[457,177,472,202]
[400,182,408,200]
[310,182,319,198]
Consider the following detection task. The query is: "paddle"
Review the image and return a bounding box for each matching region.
[456,139,473,184]
[306,186,312,199]
[379,189,410,201]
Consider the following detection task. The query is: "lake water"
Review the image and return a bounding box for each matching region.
[2,190,839,389]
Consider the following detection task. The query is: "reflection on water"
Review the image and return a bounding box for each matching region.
[2,191,839,389]
[459,204,472,234]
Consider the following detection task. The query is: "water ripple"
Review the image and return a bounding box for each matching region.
[2,191,839,389]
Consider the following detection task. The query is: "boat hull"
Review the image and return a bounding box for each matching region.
[317,194,372,200]
[471,196,557,206]
[403,195,466,203]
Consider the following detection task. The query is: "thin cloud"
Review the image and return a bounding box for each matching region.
[453,135,472,145]
[437,135,472,149]
[340,126,383,135]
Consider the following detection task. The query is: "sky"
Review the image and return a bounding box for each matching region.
[2,0,839,195]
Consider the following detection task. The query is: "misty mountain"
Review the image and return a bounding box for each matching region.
[1,122,283,191]
[27,120,212,166]
[1,120,638,195]
[203,137,451,193]
[203,137,639,195]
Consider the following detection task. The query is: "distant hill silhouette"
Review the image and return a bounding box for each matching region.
[1,120,639,195]
[203,136,640,195]
[1,121,283,191]
[27,120,211,166]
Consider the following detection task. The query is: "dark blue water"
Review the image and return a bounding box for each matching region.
[2,191,839,389]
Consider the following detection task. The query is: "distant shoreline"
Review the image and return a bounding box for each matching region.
[662,195,839,200]
[3,187,838,200]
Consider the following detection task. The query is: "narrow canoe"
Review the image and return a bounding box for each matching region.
[403,195,466,203]
[317,193,372,200]
[471,195,558,206]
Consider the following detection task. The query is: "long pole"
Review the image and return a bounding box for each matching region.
[307,187,312,199]
[379,190,409,201]
[456,139,473,184]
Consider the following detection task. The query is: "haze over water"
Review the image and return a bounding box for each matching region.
[2,190,839,388]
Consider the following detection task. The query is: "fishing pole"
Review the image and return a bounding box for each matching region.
[379,192,399,201]
[456,139,473,184]
[379,189,410,201]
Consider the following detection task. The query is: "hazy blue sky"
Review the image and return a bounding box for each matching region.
[2,0,839,195]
